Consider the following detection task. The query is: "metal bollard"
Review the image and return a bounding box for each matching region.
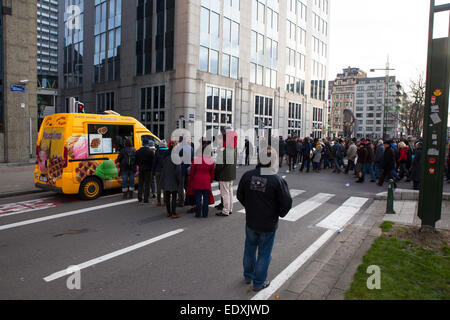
[386,179,396,214]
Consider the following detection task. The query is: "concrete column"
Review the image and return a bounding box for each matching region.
[2,0,38,163]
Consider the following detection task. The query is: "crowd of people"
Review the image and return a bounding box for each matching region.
[114,129,449,292]
[276,136,425,190]
[116,127,240,220]
[116,133,435,217]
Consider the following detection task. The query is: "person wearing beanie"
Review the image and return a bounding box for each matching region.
[148,141,157,199]
[115,138,137,199]
[409,142,423,190]
[153,140,170,206]
[377,140,397,188]
[312,142,322,173]
[135,138,155,203]
[160,141,181,219]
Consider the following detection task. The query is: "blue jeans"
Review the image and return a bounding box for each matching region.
[392,169,399,179]
[195,190,210,218]
[243,226,276,289]
[333,158,343,172]
[313,162,321,171]
[362,163,376,181]
[121,170,135,192]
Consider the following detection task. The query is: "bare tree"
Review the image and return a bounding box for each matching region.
[390,74,425,138]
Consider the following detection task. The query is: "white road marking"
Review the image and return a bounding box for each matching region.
[238,190,305,214]
[252,229,335,300]
[316,197,369,230]
[0,199,138,232]
[281,193,335,222]
[44,229,184,282]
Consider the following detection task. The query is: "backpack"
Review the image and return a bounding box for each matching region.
[121,148,136,169]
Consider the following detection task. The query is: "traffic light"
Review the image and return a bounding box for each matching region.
[76,102,85,113]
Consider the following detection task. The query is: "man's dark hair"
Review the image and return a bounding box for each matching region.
[125,138,133,147]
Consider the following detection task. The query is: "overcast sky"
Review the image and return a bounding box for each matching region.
[329,0,435,87]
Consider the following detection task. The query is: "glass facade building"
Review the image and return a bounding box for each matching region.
[58,0,330,145]
[63,0,84,89]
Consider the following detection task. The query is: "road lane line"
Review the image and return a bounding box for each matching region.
[316,197,369,230]
[252,229,335,300]
[44,229,184,282]
[238,190,305,214]
[0,199,138,232]
[281,193,335,222]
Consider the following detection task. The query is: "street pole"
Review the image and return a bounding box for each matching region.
[418,0,450,232]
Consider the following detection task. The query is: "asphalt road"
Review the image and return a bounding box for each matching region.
[0,164,417,300]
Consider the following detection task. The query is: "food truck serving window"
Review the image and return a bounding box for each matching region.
[87,124,134,155]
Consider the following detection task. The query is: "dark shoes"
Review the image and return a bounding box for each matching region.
[216,212,229,217]
[253,281,271,292]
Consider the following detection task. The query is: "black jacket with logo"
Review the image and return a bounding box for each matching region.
[237,167,293,233]
[136,147,155,172]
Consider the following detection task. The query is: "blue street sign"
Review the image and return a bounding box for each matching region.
[10,85,26,93]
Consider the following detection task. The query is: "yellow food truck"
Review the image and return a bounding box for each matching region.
[34,111,159,200]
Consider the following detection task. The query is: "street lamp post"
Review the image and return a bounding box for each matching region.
[370,61,395,140]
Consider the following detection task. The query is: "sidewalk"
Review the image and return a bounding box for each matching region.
[277,196,450,300]
[0,160,45,198]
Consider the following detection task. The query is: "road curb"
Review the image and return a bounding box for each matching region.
[375,189,450,201]
[0,189,48,200]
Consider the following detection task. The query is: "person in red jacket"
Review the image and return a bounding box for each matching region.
[189,140,215,218]
[397,141,409,180]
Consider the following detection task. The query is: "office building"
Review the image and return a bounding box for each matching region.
[37,0,59,128]
[58,0,330,146]
[329,67,367,137]
[354,76,402,139]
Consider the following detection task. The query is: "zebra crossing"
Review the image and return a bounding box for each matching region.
[209,181,370,229]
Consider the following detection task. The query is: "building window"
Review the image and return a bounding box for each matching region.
[139,85,166,139]
[254,95,273,142]
[136,0,174,76]
[200,3,239,77]
[96,92,115,113]
[63,0,84,89]
[94,0,121,83]
[288,102,302,137]
[205,85,233,143]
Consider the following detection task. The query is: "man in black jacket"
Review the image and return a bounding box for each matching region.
[237,146,293,292]
[136,138,155,203]
[377,140,397,188]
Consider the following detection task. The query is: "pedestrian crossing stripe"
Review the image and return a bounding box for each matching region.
[237,190,306,214]
[316,197,369,231]
[281,193,335,222]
